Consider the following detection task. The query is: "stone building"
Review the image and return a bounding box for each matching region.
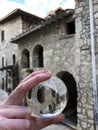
[0,9,44,92]
[0,0,98,130]
[11,8,77,129]
[75,0,98,130]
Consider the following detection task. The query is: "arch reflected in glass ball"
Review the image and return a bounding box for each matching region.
[26,75,68,118]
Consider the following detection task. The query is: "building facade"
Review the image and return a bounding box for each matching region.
[0,9,44,92]
[0,0,98,130]
[11,8,77,130]
[75,0,98,129]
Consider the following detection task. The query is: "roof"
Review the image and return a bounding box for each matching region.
[0,8,44,24]
[11,9,75,43]
[45,7,67,19]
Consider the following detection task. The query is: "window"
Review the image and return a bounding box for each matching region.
[33,45,44,67]
[37,85,45,103]
[66,20,75,35]
[2,78,4,90]
[21,49,30,68]
[12,54,16,65]
[2,57,4,67]
[1,30,5,41]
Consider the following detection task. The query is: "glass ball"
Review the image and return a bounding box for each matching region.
[26,75,68,118]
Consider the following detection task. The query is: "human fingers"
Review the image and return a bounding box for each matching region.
[30,113,64,130]
[3,71,51,105]
[0,117,30,130]
[21,70,46,83]
[0,105,31,119]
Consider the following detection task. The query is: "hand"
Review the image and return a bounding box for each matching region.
[0,70,64,130]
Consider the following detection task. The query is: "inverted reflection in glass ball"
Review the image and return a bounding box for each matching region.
[27,76,68,118]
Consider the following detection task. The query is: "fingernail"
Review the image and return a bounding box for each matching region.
[45,72,52,76]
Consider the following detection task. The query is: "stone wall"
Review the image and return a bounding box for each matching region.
[17,15,77,130]
[16,1,98,129]
[94,0,98,83]
[0,1,97,129]
[75,0,98,129]
[18,19,77,80]
[0,14,37,91]
[0,17,22,42]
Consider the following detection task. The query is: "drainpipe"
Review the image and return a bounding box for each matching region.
[89,0,98,128]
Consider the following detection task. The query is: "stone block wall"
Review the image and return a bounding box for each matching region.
[0,17,22,42]
[0,14,38,92]
[75,0,98,129]
[16,7,97,128]
[0,1,98,129]
[17,16,77,130]
[94,0,98,85]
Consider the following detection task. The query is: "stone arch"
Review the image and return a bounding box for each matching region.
[21,49,30,68]
[56,71,77,126]
[33,45,44,67]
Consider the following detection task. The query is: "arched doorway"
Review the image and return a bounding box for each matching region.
[56,71,77,127]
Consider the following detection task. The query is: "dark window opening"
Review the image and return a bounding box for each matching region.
[52,89,56,97]
[57,71,77,128]
[37,85,45,103]
[7,79,11,93]
[8,79,11,83]
[66,20,75,35]
[1,30,5,41]
[13,54,16,65]
[2,57,4,67]
[28,90,32,99]
[33,45,44,67]
[2,78,4,90]
[22,49,30,68]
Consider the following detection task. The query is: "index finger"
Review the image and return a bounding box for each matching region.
[20,70,46,83]
[3,71,52,105]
